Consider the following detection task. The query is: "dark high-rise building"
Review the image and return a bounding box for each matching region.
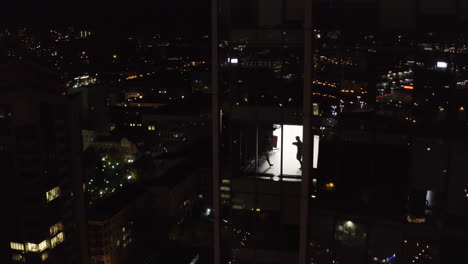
[212,1,468,264]
[0,62,88,264]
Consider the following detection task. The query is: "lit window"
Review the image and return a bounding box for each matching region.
[147,125,156,131]
[313,135,320,169]
[10,242,24,251]
[50,232,64,248]
[406,215,426,224]
[46,187,60,202]
[38,240,48,252]
[41,252,48,261]
[12,254,24,261]
[50,222,64,236]
[325,183,335,191]
[232,204,244,210]
[26,243,39,252]
[221,179,231,184]
[221,193,230,199]
[220,186,230,191]
[313,103,319,116]
[437,61,448,68]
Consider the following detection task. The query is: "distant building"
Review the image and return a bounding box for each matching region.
[145,164,201,238]
[92,136,139,163]
[68,83,110,134]
[88,187,144,264]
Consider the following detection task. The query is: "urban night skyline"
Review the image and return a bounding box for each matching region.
[1,1,468,264]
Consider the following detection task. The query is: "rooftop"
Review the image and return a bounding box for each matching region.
[88,184,143,221]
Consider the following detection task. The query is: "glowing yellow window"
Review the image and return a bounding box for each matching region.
[50,222,64,236]
[10,242,24,251]
[50,232,64,248]
[38,240,48,252]
[12,254,24,261]
[41,252,49,261]
[46,187,61,202]
[26,243,39,252]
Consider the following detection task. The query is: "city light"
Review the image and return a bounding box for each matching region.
[437,61,448,68]
[313,135,320,169]
[205,208,212,216]
[386,254,396,263]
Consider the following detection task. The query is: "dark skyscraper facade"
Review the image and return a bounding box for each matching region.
[213,0,468,263]
[0,62,88,264]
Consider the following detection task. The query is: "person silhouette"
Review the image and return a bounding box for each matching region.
[262,136,273,166]
[292,136,303,169]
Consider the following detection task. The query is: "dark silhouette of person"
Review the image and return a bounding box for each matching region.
[262,136,273,166]
[292,136,303,169]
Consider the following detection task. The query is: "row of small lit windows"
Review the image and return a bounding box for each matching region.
[51,232,65,248]
[11,221,64,255]
[129,123,142,127]
[46,187,60,202]
[50,222,64,236]
[10,232,65,253]
[221,179,231,199]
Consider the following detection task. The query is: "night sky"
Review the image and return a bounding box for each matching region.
[1,0,210,34]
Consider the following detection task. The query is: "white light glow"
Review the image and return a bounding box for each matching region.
[257,125,303,177]
[345,221,354,228]
[283,125,303,176]
[205,208,211,216]
[437,62,447,68]
[230,58,239,64]
[313,135,320,169]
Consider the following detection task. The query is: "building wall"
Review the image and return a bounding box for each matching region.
[0,91,87,264]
